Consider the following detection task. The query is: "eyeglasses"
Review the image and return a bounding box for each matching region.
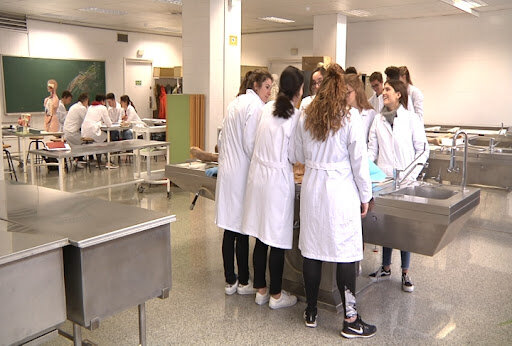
[347,89,355,95]
[312,80,323,87]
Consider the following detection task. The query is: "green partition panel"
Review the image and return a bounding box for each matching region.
[1,55,105,114]
[167,95,190,163]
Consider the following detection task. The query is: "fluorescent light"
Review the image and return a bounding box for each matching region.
[78,7,127,15]
[258,16,295,24]
[441,0,487,16]
[344,9,372,17]
[153,0,183,5]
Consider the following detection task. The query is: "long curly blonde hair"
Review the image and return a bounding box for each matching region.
[304,63,348,142]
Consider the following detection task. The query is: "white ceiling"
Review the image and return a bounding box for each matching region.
[0,0,511,35]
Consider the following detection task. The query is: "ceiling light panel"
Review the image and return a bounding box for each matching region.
[153,0,183,5]
[78,7,128,16]
[258,16,295,24]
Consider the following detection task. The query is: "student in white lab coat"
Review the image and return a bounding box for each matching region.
[345,73,377,143]
[81,94,112,143]
[367,79,429,292]
[56,90,72,131]
[120,95,142,123]
[63,93,89,146]
[299,66,326,113]
[399,66,424,121]
[108,93,133,140]
[368,72,384,113]
[215,70,273,295]
[242,66,303,309]
[294,64,376,338]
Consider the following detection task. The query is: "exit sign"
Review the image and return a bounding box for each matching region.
[135,80,142,86]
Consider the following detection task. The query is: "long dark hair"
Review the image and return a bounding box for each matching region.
[273,66,303,119]
[120,95,136,112]
[385,80,408,109]
[304,64,348,142]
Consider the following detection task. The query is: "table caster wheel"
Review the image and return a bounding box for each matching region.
[137,185,145,193]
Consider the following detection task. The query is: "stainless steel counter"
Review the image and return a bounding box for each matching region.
[0,181,175,345]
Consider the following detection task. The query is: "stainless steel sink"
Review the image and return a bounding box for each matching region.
[468,135,512,148]
[363,181,480,256]
[389,185,457,200]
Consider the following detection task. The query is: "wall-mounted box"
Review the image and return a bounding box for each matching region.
[153,67,174,78]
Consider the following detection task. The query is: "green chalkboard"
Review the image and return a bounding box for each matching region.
[1,55,105,114]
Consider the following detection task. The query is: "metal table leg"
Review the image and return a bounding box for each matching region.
[30,152,36,185]
[138,303,146,346]
[73,323,82,346]
[58,158,65,191]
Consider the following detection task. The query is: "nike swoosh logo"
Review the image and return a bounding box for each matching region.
[348,327,363,334]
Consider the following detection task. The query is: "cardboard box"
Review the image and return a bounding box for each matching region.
[302,56,332,71]
[153,67,174,78]
[173,66,182,77]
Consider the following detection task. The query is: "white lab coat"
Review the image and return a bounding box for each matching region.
[406,84,424,121]
[368,93,383,113]
[294,111,372,262]
[299,95,315,113]
[360,108,377,144]
[367,105,429,180]
[56,100,67,131]
[125,104,141,122]
[242,101,300,249]
[215,89,265,234]
[108,101,124,123]
[63,102,87,146]
[81,104,112,143]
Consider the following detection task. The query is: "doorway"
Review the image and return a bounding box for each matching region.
[123,59,153,119]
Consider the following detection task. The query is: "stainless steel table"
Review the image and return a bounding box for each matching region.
[1,182,68,345]
[29,139,170,192]
[1,182,175,345]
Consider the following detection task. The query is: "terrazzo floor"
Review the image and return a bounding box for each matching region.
[15,159,511,345]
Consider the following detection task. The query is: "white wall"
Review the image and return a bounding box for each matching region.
[347,9,512,127]
[0,19,182,121]
[241,10,512,127]
[241,30,313,74]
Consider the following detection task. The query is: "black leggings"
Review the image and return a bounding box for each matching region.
[222,229,249,285]
[253,239,285,295]
[303,257,357,319]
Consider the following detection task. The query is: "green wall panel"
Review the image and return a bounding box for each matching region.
[167,95,190,163]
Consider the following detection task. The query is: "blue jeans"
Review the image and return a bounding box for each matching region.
[110,129,133,141]
[382,247,411,270]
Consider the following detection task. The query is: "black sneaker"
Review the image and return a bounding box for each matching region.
[303,309,317,328]
[369,266,391,280]
[402,273,415,292]
[341,315,377,339]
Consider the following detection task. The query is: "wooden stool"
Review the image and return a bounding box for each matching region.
[81,137,94,144]
[3,144,18,181]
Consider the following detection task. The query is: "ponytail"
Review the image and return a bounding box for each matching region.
[273,66,304,119]
[120,95,136,112]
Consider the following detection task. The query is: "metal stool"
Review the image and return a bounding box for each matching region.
[3,144,18,181]
[26,136,45,166]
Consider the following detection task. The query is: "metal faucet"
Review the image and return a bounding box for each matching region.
[447,130,468,190]
[393,144,426,190]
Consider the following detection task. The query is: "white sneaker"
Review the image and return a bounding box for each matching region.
[255,290,270,305]
[225,279,238,295]
[269,290,297,309]
[237,279,257,295]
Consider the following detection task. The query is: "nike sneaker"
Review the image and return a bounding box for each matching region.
[340,315,377,339]
[304,309,317,328]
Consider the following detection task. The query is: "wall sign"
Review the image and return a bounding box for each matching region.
[229,35,238,46]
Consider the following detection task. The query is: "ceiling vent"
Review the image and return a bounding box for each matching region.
[0,12,27,32]
[117,33,128,42]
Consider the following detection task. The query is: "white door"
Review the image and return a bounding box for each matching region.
[124,59,153,119]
